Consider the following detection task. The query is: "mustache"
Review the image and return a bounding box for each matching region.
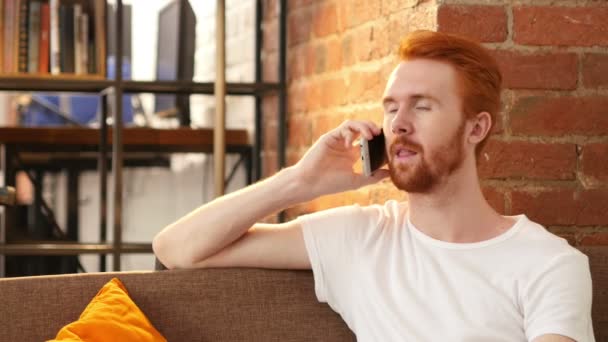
[390,136,423,155]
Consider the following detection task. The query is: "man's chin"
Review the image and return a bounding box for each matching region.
[389,168,435,193]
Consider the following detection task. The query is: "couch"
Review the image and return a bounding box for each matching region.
[0,247,606,342]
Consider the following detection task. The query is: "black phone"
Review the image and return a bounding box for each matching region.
[360,130,387,177]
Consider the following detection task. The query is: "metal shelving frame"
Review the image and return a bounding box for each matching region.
[0,0,287,276]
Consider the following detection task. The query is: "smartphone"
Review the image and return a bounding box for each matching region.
[360,130,387,177]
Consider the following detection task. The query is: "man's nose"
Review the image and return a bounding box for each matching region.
[390,108,413,135]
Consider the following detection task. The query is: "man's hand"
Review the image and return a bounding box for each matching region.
[292,120,390,198]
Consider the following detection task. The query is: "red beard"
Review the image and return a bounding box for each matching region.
[388,122,466,193]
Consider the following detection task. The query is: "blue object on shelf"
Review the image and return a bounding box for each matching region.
[21,56,134,126]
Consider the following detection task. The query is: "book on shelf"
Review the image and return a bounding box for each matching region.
[39,2,50,73]
[27,1,41,73]
[0,0,106,78]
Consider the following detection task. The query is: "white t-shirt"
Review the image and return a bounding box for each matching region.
[298,200,595,342]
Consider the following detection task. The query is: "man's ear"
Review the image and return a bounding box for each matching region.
[467,112,492,145]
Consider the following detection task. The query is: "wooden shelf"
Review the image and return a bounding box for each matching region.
[0,243,151,255]
[0,126,251,153]
[0,77,281,95]
[122,80,282,95]
[0,76,113,92]
[0,73,105,80]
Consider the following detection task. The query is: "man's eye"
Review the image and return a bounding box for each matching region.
[386,108,398,114]
[416,107,430,111]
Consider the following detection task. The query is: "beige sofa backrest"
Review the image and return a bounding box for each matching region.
[0,246,606,341]
[0,268,355,342]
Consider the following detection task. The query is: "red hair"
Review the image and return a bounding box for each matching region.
[398,30,502,155]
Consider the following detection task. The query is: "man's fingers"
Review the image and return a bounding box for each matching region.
[341,120,376,141]
[326,120,382,149]
[343,130,354,148]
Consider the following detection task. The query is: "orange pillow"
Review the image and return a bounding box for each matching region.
[48,277,166,342]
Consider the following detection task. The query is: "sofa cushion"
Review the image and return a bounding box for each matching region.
[48,277,166,342]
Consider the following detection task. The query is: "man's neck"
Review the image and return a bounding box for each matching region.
[407,162,514,243]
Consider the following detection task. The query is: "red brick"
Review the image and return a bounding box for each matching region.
[347,69,382,104]
[325,38,342,72]
[511,189,608,226]
[306,80,322,111]
[337,0,381,30]
[438,5,507,43]
[580,233,608,246]
[354,26,374,62]
[350,24,390,63]
[336,1,352,31]
[341,34,355,66]
[478,140,577,180]
[382,0,429,15]
[313,2,338,37]
[513,6,608,47]
[492,50,577,90]
[288,7,312,47]
[314,44,327,74]
[319,77,347,108]
[344,106,383,124]
[482,186,506,214]
[581,143,608,184]
[510,96,608,136]
[312,113,344,140]
[288,114,312,148]
[305,43,316,76]
[287,45,306,81]
[371,22,390,59]
[582,53,608,88]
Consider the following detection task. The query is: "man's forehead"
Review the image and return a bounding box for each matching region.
[383,60,457,99]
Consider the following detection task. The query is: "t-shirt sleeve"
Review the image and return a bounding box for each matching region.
[523,251,595,342]
[297,204,384,315]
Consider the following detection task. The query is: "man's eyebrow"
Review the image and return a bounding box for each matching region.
[382,94,441,106]
[410,93,441,104]
[382,96,397,107]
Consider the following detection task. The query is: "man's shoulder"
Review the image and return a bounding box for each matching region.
[512,215,586,267]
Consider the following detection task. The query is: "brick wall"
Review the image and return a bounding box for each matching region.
[263,0,438,218]
[437,0,608,246]
[264,0,608,246]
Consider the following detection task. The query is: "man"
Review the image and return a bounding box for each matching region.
[153,30,594,341]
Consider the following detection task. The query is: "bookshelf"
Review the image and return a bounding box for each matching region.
[1,0,106,78]
[0,0,288,276]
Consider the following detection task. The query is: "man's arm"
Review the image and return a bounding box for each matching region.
[152,120,389,270]
[532,334,575,342]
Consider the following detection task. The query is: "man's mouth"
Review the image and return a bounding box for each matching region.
[396,149,417,157]
[393,145,419,161]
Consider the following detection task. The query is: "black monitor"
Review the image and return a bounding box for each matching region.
[154,0,196,126]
